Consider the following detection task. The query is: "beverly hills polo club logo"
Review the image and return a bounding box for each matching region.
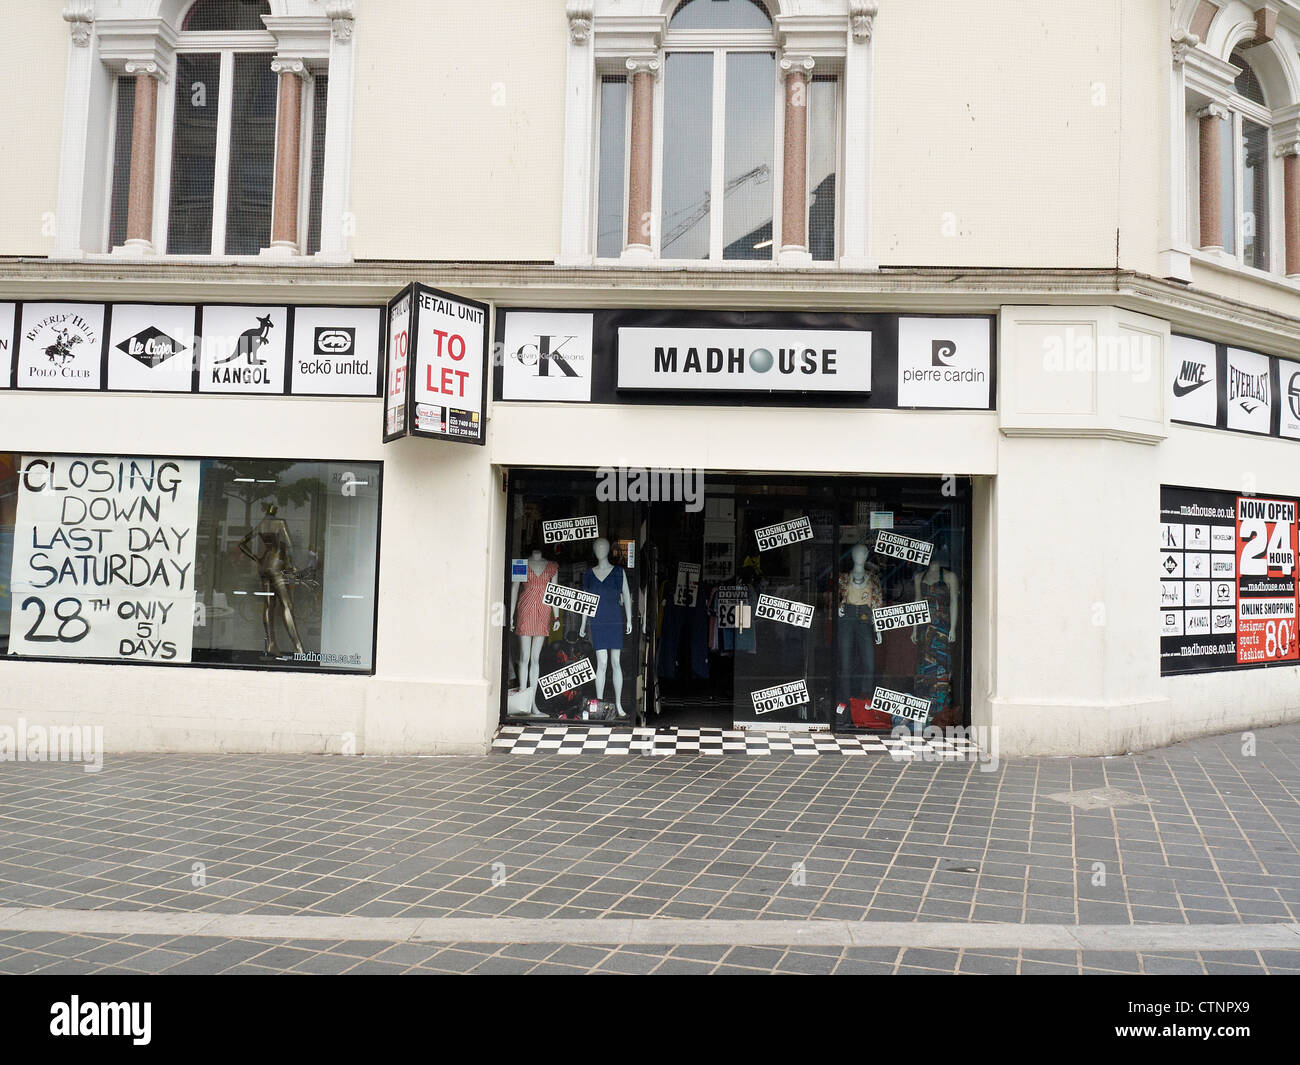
[23,309,99,383]
[116,325,187,369]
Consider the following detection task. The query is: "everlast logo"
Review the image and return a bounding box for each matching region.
[1228,365,1270,413]
[1172,358,1211,398]
[514,334,583,378]
[652,346,838,376]
[117,326,186,368]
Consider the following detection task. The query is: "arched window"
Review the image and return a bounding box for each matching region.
[1186,42,1275,272]
[182,0,271,33]
[592,0,842,263]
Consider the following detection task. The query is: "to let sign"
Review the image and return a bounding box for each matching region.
[381,283,490,446]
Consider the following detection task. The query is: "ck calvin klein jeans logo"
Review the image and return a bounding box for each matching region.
[932,339,957,367]
[513,334,583,378]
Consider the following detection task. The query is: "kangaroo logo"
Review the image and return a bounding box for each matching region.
[43,328,83,365]
[215,314,273,365]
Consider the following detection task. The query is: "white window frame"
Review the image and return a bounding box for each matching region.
[591,73,632,261]
[650,32,784,263]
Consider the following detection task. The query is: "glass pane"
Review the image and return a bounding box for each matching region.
[306,75,328,255]
[0,454,381,673]
[192,458,381,671]
[182,0,270,32]
[670,0,771,30]
[224,53,277,256]
[662,52,714,260]
[167,53,220,254]
[500,472,641,722]
[1220,115,1235,254]
[722,51,775,260]
[107,77,136,251]
[1231,50,1266,106]
[808,76,837,261]
[1243,118,1270,270]
[596,76,627,259]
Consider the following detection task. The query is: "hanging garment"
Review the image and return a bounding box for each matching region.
[911,572,953,724]
[515,560,558,637]
[583,565,626,651]
[658,597,710,680]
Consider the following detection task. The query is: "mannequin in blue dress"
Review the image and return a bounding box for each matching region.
[578,537,634,718]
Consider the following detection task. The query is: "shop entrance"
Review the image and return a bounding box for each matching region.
[501,470,971,734]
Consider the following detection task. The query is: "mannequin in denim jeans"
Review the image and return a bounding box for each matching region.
[835,542,883,721]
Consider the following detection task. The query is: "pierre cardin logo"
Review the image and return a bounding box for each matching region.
[116,325,186,368]
[932,339,957,367]
[1228,364,1269,414]
[1172,357,1212,398]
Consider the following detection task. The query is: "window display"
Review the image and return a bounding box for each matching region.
[0,453,381,673]
[501,470,970,731]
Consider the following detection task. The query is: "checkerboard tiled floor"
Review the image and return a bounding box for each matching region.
[491,724,983,758]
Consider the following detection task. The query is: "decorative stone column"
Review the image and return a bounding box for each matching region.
[118,61,164,255]
[1197,103,1230,252]
[265,57,306,257]
[1278,141,1300,277]
[622,54,661,263]
[779,55,814,266]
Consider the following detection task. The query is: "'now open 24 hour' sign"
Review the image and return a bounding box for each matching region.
[382,283,490,446]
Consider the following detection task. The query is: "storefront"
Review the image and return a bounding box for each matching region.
[500,468,971,733]
[4,278,1300,760]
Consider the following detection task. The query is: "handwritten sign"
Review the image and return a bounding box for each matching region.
[7,457,200,662]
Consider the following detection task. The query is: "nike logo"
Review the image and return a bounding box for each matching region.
[1172,377,1211,397]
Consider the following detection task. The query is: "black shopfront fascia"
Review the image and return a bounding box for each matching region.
[500,468,974,731]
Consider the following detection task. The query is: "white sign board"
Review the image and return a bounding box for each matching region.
[617,327,870,392]
[198,305,289,394]
[1225,347,1272,435]
[290,306,383,396]
[0,302,15,387]
[16,303,105,390]
[411,286,488,443]
[8,456,200,662]
[107,303,196,393]
[1169,335,1217,427]
[501,311,594,402]
[896,317,992,409]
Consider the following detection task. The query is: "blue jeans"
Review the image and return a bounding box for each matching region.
[658,601,710,680]
[837,608,875,704]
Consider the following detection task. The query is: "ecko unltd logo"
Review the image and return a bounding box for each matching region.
[314,326,355,357]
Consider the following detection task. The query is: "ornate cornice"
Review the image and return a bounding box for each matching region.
[325,1,355,41]
[63,2,93,47]
[1196,102,1230,121]
[567,1,594,44]
[625,55,662,79]
[779,55,815,81]
[1275,141,1300,158]
[850,1,878,43]
[271,56,307,76]
[124,59,167,83]
[1171,28,1200,65]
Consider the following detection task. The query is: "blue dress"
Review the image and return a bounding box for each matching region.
[583,565,625,651]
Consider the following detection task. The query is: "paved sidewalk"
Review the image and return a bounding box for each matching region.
[1,723,1298,973]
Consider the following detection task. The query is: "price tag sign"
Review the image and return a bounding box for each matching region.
[1236,496,1298,665]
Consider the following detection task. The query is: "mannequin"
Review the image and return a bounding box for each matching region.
[910,551,959,724]
[238,502,305,657]
[578,537,634,718]
[509,546,559,715]
[836,542,883,719]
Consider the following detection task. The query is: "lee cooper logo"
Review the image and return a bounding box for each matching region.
[117,326,186,368]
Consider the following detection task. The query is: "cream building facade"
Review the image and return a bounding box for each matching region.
[0,0,1298,758]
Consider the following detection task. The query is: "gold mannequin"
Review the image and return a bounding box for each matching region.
[238,503,305,657]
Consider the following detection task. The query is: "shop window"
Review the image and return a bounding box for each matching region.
[501,470,969,732]
[0,454,380,673]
